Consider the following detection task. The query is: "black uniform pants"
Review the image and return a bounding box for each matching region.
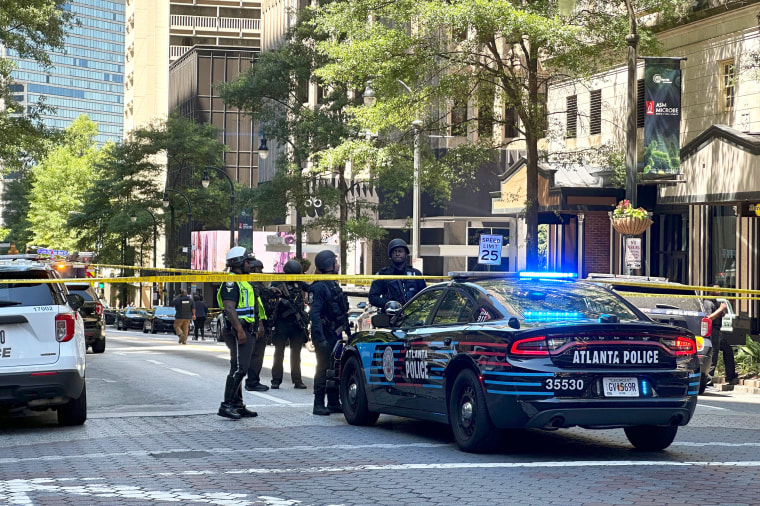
[313,335,339,406]
[271,330,306,385]
[710,331,737,380]
[222,326,255,403]
[245,331,269,387]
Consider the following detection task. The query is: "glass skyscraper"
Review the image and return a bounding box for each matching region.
[7,0,125,145]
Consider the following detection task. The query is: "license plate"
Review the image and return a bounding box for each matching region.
[603,377,639,397]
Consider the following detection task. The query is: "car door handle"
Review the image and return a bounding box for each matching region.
[429,337,452,350]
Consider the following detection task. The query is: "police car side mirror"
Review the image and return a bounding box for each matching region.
[371,313,391,328]
[67,293,85,312]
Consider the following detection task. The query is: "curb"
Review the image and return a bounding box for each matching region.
[712,376,760,395]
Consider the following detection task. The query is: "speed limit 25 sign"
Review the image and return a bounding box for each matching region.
[478,234,503,265]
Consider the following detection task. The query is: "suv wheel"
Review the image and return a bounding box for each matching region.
[57,383,87,426]
[91,338,106,354]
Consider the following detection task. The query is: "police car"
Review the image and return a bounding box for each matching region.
[0,255,87,425]
[329,271,699,453]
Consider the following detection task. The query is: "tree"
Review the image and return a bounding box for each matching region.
[313,0,688,269]
[0,0,73,171]
[27,116,104,251]
[1,173,34,251]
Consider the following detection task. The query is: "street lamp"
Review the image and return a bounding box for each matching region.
[363,79,423,263]
[163,189,193,269]
[258,134,269,160]
[201,166,236,248]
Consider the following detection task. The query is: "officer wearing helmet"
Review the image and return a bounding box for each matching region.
[216,246,267,419]
[308,249,349,415]
[243,255,278,392]
[269,259,310,389]
[368,238,426,311]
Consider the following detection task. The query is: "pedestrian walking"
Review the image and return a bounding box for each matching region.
[170,289,195,345]
[369,238,426,311]
[217,246,266,420]
[270,259,310,389]
[192,293,209,341]
[308,249,349,415]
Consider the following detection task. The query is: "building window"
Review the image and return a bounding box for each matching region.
[589,89,601,135]
[566,95,577,139]
[720,59,735,110]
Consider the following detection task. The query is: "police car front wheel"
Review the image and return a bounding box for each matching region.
[340,356,379,426]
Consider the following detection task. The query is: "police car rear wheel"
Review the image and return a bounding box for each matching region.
[57,383,87,426]
[340,356,379,426]
[450,369,494,453]
[624,425,678,451]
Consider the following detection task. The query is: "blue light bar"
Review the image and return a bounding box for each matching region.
[523,311,584,322]
[519,271,578,279]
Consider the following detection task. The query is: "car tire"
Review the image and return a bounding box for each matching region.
[624,425,678,451]
[699,373,708,395]
[91,338,106,354]
[449,368,494,453]
[57,383,87,426]
[151,326,157,334]
[142,325,148,333]
[340,356,379,426]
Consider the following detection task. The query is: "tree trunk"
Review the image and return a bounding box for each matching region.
[525,46,541,271]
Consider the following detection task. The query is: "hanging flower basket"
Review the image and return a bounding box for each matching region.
[611,216,653,235]
[610,200,653,235]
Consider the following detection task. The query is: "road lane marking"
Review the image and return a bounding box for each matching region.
[170,368,200,377]
[245,391,292,404]
[146,359,165,365]
[696,403,728,410]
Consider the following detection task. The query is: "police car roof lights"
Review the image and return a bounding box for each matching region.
[519,271,577,279]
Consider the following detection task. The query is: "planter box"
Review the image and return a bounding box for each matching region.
[611,216,653,235]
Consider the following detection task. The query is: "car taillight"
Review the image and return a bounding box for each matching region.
[95,303,103,316]
[662,336,696,355]
[510,336,549,356]
[701,317,712,337]
[55,314,76,342]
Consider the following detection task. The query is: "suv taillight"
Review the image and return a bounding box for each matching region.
[95,303,103,316]
[55,314,75,342]
[701,317,712,337]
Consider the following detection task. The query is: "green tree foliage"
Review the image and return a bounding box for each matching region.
[27,116,104,251]
[0,173,34,250]
[0,0,73,171]
[313,0,689,268]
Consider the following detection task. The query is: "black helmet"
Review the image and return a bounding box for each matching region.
[387,238,409,257]
[283,259,302,274]
[248,258,264,270]
[314,250,337,273]
[384,300,402,315]
[226,246,248,269]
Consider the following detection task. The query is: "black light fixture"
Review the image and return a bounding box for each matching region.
[201,170,211,188]
[130,212,137,222]
[363,82,376,107]
[162,192,170,208]
[258,135,269,160]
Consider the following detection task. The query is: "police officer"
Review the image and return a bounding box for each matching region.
[369,238,426,310]
[270,259,310,389]
[309,249,349,416]
[244,256,277,392]
[217,246,266,420]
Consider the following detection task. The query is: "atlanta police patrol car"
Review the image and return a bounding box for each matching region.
[329,271,699,453]
[0,255,87,425]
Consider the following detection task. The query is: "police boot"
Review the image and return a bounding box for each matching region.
[326,393,342,413]
[313,399,330,416]
[218,376,242,420]
[233,381,258,418]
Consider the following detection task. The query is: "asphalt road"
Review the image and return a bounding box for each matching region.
[2,328,760,505]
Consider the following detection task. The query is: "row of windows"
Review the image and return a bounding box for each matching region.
[72,15,125,35]
[70,3,125,23]
[65,35,123,54]
[66,0,124,15]
[38,116,123,135]
[565,89,603,138]
[70,24,126,42]
[14,62,123,84]
[64,46,124,65]
[28,94,124,114]
[28,84,123,104]
[13,70,124,94]
[49,107,123,126]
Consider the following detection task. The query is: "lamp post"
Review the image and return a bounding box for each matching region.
[624,0,639,208]
[364,79,424,264]
[163,189,193,270]
[201,166,236,249]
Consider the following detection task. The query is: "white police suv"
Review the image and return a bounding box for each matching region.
[0,255,87,425]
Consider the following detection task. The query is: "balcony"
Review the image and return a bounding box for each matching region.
[170,15,261,33]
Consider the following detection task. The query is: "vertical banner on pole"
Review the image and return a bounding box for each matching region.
[643,58,682,177]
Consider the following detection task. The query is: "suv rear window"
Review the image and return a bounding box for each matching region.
[610,285,703,312]
[65,284,97,301]
[0,270,65,307]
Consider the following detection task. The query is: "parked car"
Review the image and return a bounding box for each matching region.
[586,274,714,394]
[209,311,225,341]
[0,255,87,425]
[348,302,367,332]
[65,282,106,353]
[115,308,149,330]
[329,271,700,452]
[143,306,177,334]
[103,306,118,325]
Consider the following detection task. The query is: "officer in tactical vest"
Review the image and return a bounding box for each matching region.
[369,238,426,311]
[217,246,267,420]
[270,259,310,389]
[244,256,279,392]
[308,250,350,415]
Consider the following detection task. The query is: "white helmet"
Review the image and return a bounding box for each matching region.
[226,246,247,268]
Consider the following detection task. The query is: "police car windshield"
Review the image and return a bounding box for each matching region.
[476,279,640,325]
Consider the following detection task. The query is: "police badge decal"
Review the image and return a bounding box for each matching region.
[382,346,395,382]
